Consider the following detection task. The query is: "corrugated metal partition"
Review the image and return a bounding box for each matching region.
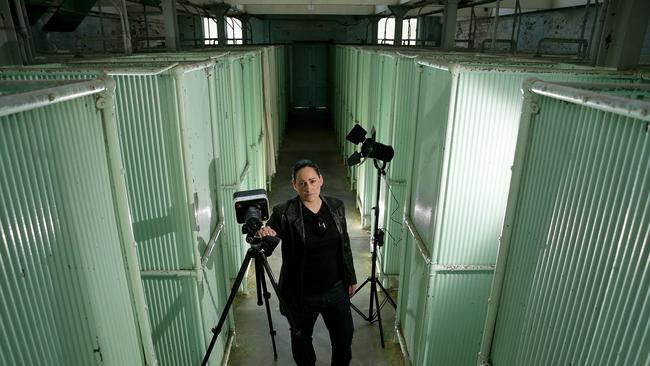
[246,52,268,191]
[0,61,231,365]
[64,47,286,280]
[380,53,419,278]
[275,46,289,147]
[480,81,650,366]
[398,59,644,365]
[0,78,155,365]
[372,52,402,276]
[218,53,255,280]
[262,46,278,183]
[65,47,285,191]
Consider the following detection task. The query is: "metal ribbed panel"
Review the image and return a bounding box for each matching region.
[227,57,250,186]
[176,67,217,248]
[396,233,430,365]
[491,84,650,366]
[437,71,523,265]
[214,59,248,278]
[408,65,453,252]
[435,69,643,266]
[383,56,419,278]
[114,74,195,271]
[1,60,236,364]
[382,184,406,275]
[0,82,142,365]
[143,277,203,365]
[419,272,494,365]
[262,47,278,180]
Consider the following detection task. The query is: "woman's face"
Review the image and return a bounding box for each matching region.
[292,166,323,203]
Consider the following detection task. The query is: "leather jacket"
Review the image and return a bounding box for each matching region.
[264,195,357,318]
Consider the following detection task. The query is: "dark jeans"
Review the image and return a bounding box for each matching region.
[290,281,354,366]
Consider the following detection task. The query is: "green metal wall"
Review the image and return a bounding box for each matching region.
[0,61,229,366]
[484,81,650,366]
[403,61,643,366]
[333,45,647,366]
[374,53,401,276]
[0,79,148,365]
[0,46,288,366]
[383,54,421,280]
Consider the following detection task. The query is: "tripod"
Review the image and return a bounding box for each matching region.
[201,235,298,365]
[350,159,397,348]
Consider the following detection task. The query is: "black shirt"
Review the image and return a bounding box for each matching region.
[301,203,343,295]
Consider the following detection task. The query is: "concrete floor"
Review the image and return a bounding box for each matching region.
[227,114,405,366]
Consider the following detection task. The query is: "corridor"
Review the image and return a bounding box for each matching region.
[227,115,405,366]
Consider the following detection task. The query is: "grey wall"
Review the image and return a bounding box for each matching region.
[130,13,165,51]
[179,14,203,49]
[32,10,125,54]
[250,15,374,44]
[0,0,22,65]
[417,16,442,47]
[455,6,600,55]
[641,23,650,64]
[28,10,204,54]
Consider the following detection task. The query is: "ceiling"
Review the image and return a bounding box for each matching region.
[89,0,592,21]
[197,0,591,17]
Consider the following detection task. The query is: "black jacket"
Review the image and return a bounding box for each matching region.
[264,195,357,318]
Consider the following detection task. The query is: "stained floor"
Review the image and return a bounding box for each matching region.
[227,112,405,366]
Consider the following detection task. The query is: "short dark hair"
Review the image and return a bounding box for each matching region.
[292,159,321,180]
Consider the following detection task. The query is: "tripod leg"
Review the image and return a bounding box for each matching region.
[255,258,264,306]
[373,281,386,348]
[350,301,371,321]
[256,256,278,359]
[368,280,377,322]
[257,252,300,332]
[376,280,397,309]
[202,249,254,366]
[353,278,370,294]
[258,253,316,364]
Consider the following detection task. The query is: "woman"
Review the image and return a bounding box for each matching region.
[257,159,357,366]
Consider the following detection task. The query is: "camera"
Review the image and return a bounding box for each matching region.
[234,189,270,237]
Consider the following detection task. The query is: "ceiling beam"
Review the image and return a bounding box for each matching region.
[224,0,399,5]
[241,4,377,14]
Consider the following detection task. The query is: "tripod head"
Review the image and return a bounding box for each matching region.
[244,232,281,256]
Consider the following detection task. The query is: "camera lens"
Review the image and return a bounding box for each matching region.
[243,206,263,233]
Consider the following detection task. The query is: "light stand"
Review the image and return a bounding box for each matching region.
[349,158,397,348]
[201,234,300,365]
[346,123,397,347]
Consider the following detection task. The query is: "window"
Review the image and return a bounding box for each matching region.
[203,17,218,45]
[378,17,395,45]
[378,17,417,45]
[225,17,243,45]
[402,18,418,45]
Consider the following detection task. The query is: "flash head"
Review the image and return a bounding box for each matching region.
[346,123,394,165]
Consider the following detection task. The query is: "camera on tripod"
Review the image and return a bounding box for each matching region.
[234,189,270,242]
[202,188,296,365]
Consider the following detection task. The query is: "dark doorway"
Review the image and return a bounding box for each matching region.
[290,43,329,108]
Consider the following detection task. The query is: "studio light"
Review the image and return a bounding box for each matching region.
[343,122,397,349]
[345,124,394,166]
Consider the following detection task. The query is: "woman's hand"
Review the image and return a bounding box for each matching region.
[256,226,277,238]
[348,284,356,298]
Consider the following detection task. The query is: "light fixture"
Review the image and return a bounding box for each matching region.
[345,123,394,166]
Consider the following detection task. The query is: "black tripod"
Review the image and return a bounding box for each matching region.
[350,159,397,347]
[201,234,298,365]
